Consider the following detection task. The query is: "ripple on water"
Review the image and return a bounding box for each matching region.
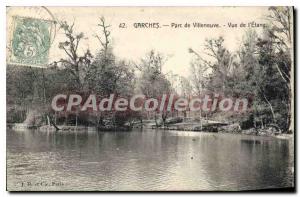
[7,129,294,191]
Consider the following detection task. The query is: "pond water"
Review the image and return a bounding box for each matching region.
[7,128,294,191]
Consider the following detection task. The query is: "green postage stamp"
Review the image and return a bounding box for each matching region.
[8,16,52,67]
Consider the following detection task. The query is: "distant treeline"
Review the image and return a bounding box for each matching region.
[7,7,293,133]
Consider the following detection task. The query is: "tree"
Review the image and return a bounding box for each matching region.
[189,37,238,93]
[252,7,293,132]
[53,21,93,90]
[135,50,171,126]
[267,6,293,132]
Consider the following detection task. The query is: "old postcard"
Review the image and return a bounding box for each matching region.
[6,6,294,191]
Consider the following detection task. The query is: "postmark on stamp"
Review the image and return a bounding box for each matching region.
[8,16,52,67]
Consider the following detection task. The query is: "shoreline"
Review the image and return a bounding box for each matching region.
[7,122,292,138]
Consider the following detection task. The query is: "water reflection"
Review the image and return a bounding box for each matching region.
[7,129,294,191]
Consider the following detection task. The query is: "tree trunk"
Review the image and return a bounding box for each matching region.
[47,115,51,126]
[154,113,158,128]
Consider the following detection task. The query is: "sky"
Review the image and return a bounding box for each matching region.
[7,6,270,77]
